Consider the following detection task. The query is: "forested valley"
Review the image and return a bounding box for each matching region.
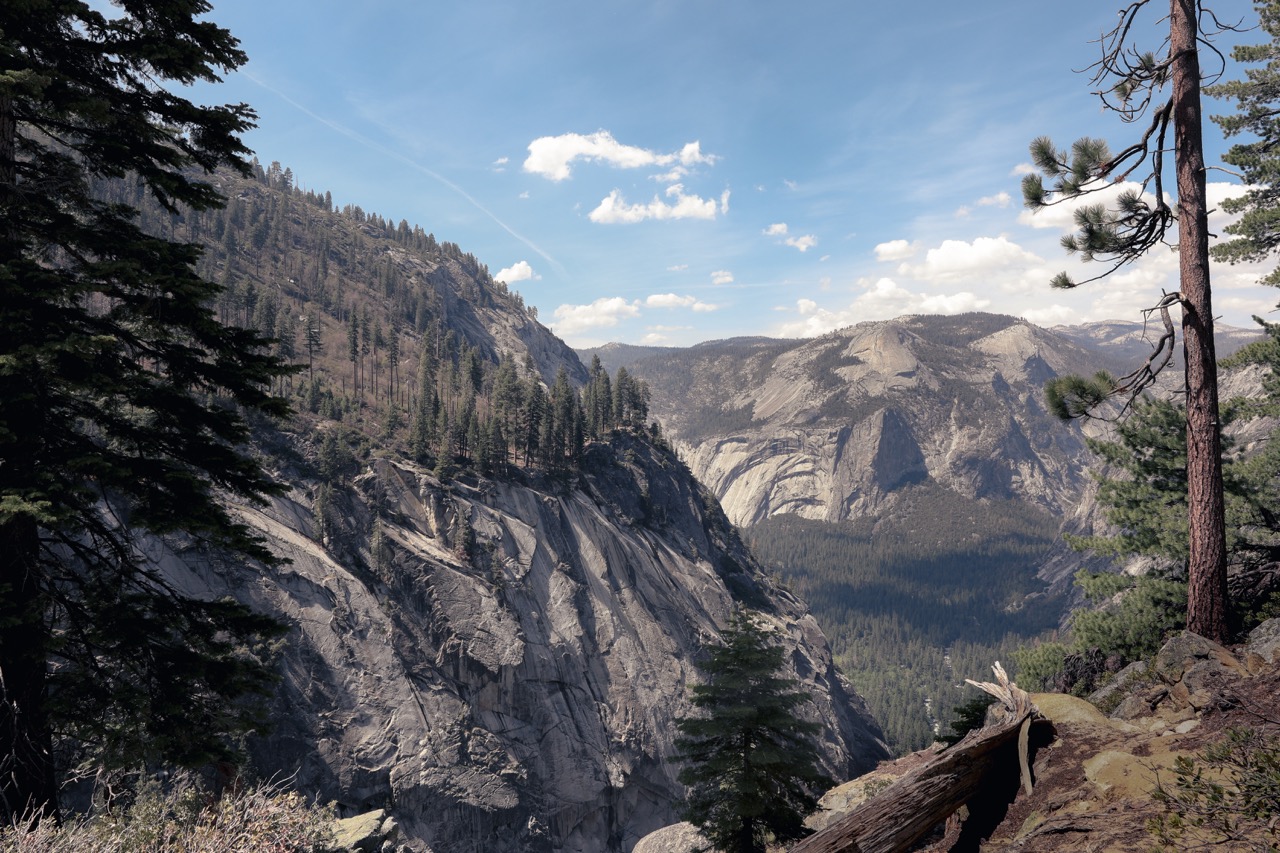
[745,487,1064,752]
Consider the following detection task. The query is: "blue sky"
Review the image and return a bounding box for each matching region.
[198,0,1271,347]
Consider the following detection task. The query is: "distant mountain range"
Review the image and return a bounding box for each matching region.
[583,313,1261,539]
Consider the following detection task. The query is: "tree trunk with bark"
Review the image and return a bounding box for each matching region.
[1171,0,1230,643]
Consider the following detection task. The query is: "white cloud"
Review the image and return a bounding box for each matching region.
[1021,304,1078,326]
[645,293,697,308]
[875,239,918,261]
[765,221,816,251]
[588,185,720,223]
[1017,179,1157,231]
[897,236,1043,283]
[518,191,530,199]
[667,263,689,272]
[492,156,509,172]
[720,188,731,214]
[785,234,818,252]
[523,130,717,181]
[551,297,640,336]
[958,190,1013,218]
[644,293,719,312]
[1012,163,1037,176]
[711,270,734,285]
[494,260,539,284]
[774,278,991,337]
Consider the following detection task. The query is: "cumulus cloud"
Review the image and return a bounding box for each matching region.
[978,191,1011,208]
[494,260,539,284]
[551,297,640,336]
[1012,163,1037,176]
[645,293,696,308]
[711,270,734,285]
[764,221,817,251]
[897,236,1043,283]
[875,239,918,261]
[1017,179,1158,231]
[644,292,719,312]
[523,131,717,181]
[773,278,991,337]
[1021,304,1078,326]
[588,184,721,223]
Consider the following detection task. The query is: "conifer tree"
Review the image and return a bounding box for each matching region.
[1205,0,1280,280]
[675,610,832,853]
[0,0,292,820]
[1021,0,1230,641]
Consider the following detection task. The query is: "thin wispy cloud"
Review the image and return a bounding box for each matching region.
[240,70,564,276]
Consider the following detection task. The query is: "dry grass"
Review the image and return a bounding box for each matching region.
[1,776,335,853]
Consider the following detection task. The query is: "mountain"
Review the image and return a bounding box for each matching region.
[628,315,1099,525]
[1053,319,1264,374]
[107,163,888,852]
[577,342,675,376]
[595,313,1264,752]
[183,432,886,852]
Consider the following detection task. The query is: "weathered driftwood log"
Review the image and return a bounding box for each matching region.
[791,664,1038,853]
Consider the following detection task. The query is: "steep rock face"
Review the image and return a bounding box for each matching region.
[648,316,1097,527]
[176,434,886,853]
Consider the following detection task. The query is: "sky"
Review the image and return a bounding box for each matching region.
[193,0,1273,348]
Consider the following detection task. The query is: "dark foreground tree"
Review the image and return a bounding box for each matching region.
[1021,0,1231,642]
[0,1,291,821]
[675,609,832,853]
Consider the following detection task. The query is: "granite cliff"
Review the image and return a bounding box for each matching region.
[166,430,887,852]
[624,315,1098,528]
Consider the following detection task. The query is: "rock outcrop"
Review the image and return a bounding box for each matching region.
[166,432,887,852]
[783,621,1280,852]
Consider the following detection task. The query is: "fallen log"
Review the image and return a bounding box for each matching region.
[791,664,1040,853]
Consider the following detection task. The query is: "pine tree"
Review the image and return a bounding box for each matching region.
[0,0,293,821]
[1205,0,1280,280]
[675,610,832,853]
[1021,0,1230,641]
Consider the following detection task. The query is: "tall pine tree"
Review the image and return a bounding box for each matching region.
[0,0,291,820]
[1021,0,1230,641]
[675,610,832,853]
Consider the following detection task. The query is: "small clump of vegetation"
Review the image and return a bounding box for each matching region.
[1148,727,1280,852]
[0,774,335,853]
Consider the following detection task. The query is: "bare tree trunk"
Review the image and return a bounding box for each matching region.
[1171,0,1229,642]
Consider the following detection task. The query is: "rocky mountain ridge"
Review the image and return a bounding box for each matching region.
[607,315,1096,526]
[599,313,1262,579]
[173,430,887,853]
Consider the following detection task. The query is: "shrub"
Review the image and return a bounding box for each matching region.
[1149,727,1280,852]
